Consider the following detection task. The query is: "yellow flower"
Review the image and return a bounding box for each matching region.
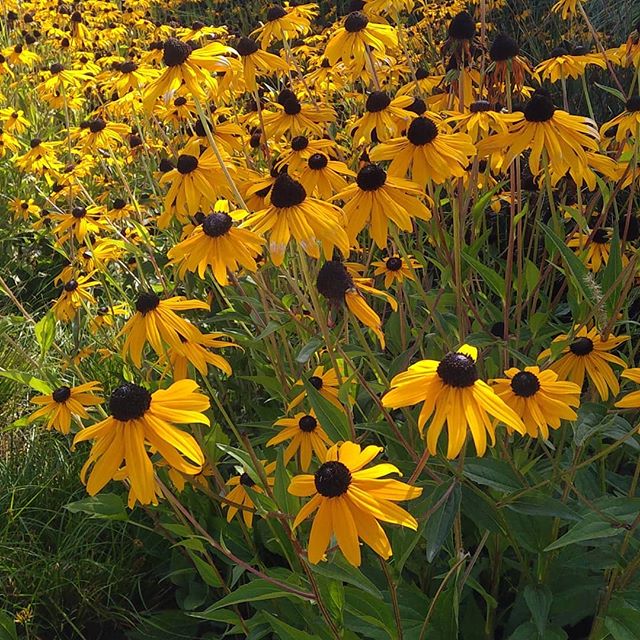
[334,163,431,248]
[288,365,344,412]
[73,380,209,506]
[119,293,209,367]
[551,0,585,20]
[252,4,315,48]
[567,228,627,272]
[268,411,333,470]
[383,345,526,458]
[223,462,276,527]
[28,382,103,434]
[370,114,476,186]
[168,209,264,285]
[52,274,99,322]
[491,366,581,439]
[351,91,415,143]
[235,36,290,92]
[615,369,640,409]
[242,173,349,266]
[289,441,422,566]
[167,332,238,380]
[372,254,422,288]
[600,97,640,143]
[538,327,628,401]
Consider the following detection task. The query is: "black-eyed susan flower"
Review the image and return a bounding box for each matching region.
[262,95,336,140]
[242,173,349,266]
[120,293,209,367]
[10,197,38,220]
[142,38,235,112]
[567,228,627,272]
[90,303,129,332]
[110,60,157,97]
[369,115,476,186]
[236,36,289,92]
[487,33,532,97]
[372,254,422,288]
[252,4,314,48]
[159,143,234,228]
[223,462,276,527]
[615,369,640,409]
[73,380,209,506]
[351,91,415,143]
[74,118,129,154]
[288,441,422,566]
[52,274,99,322]
[267,412,333,470]
[288,364,345,412]
[335,163,431,248]
[0,108,30,133]
[275,136,337,175]
[445,101,509,143]
[538,327,629,400]
[324,11,397,77]
[551,0,585,20]
[317,259,395,348]
[168,209,265,285]
[15,138,63,177]
[50,205,109,245]
[534,46,606,83]
[492,366,581,439]
[382,345,526,458]
[28,382,102,435]
[600,97,640,144]
[478,92,600,187]
[297,153,355,199]
[167,332,237,380]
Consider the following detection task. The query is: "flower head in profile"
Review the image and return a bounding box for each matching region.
[383,345,526,458]
[492,366,581,439]
[317,259,397,348]
[267,411,333,471]
[252,4,315,48]
[28,382,102,434]
[615,369,640,409]
[567,228,627,272]
[351,91,415,143]
[223,462,276,527]
[600,96,640,144]
[52,274,99,322]
[73,380,210,506]
[289,441,422,566]
[236,36,290,92]
[119,293,209,367]
[288,365,345,413]
[538,327,628,400]
[167,332,238,380]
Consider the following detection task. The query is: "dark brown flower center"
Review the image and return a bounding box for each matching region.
[314,461,351,497]
[88,119,106,133]
[626,96,640,113]
[569,337,594,356]
[592,228,610,244]
[407,116,438,145]
[309,376,323,390]
[202,212,233,237]
[291,135,309,151]
[109,383,151,421]
[71,206,86,218]
[524,94,556,122]
[236,36,259,56]
[240,472,256,487]
[366,91,391,113]
[448,11,475,40]
[344,11,368,33]
[177,154,199,174]
[316,260,353,300]
[298,415,318,432]
[135,292,160,314]
[53,386,71,403]
[270,173,307,207]
[386,257,403,271]
[510,371,541,397]
[308,153,328,170]
[64,280,78,292]
[356,164,387,191]
[163,37,191,67]
[470,100,492,113]
[266,5,287,21]
[437,351,479,387]
[490,33,519,61]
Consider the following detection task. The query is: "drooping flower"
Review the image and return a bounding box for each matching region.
[223,462,276,527]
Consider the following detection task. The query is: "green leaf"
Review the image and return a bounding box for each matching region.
[506,493,578,520]
[194,579,310,614]
[34,311,56,357]
[0,370,52,394]
[344,586,396,639]
[605,607,640,640]
[524,584,552,635]
[309,554,382,599]
[424,480,461,562]
[296,337,324,363]
[602,230,622,313]
[64,494,128,520]
[463,458,522,493]
[303,379,350,442]
[542,223,596,305]
[594,82,626,103]
[462,250,505,301]
[263,612,317,640]
[190,553,223,587]
[572,402,608,445]
[524,259,540,296]
[0,612,17,640]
